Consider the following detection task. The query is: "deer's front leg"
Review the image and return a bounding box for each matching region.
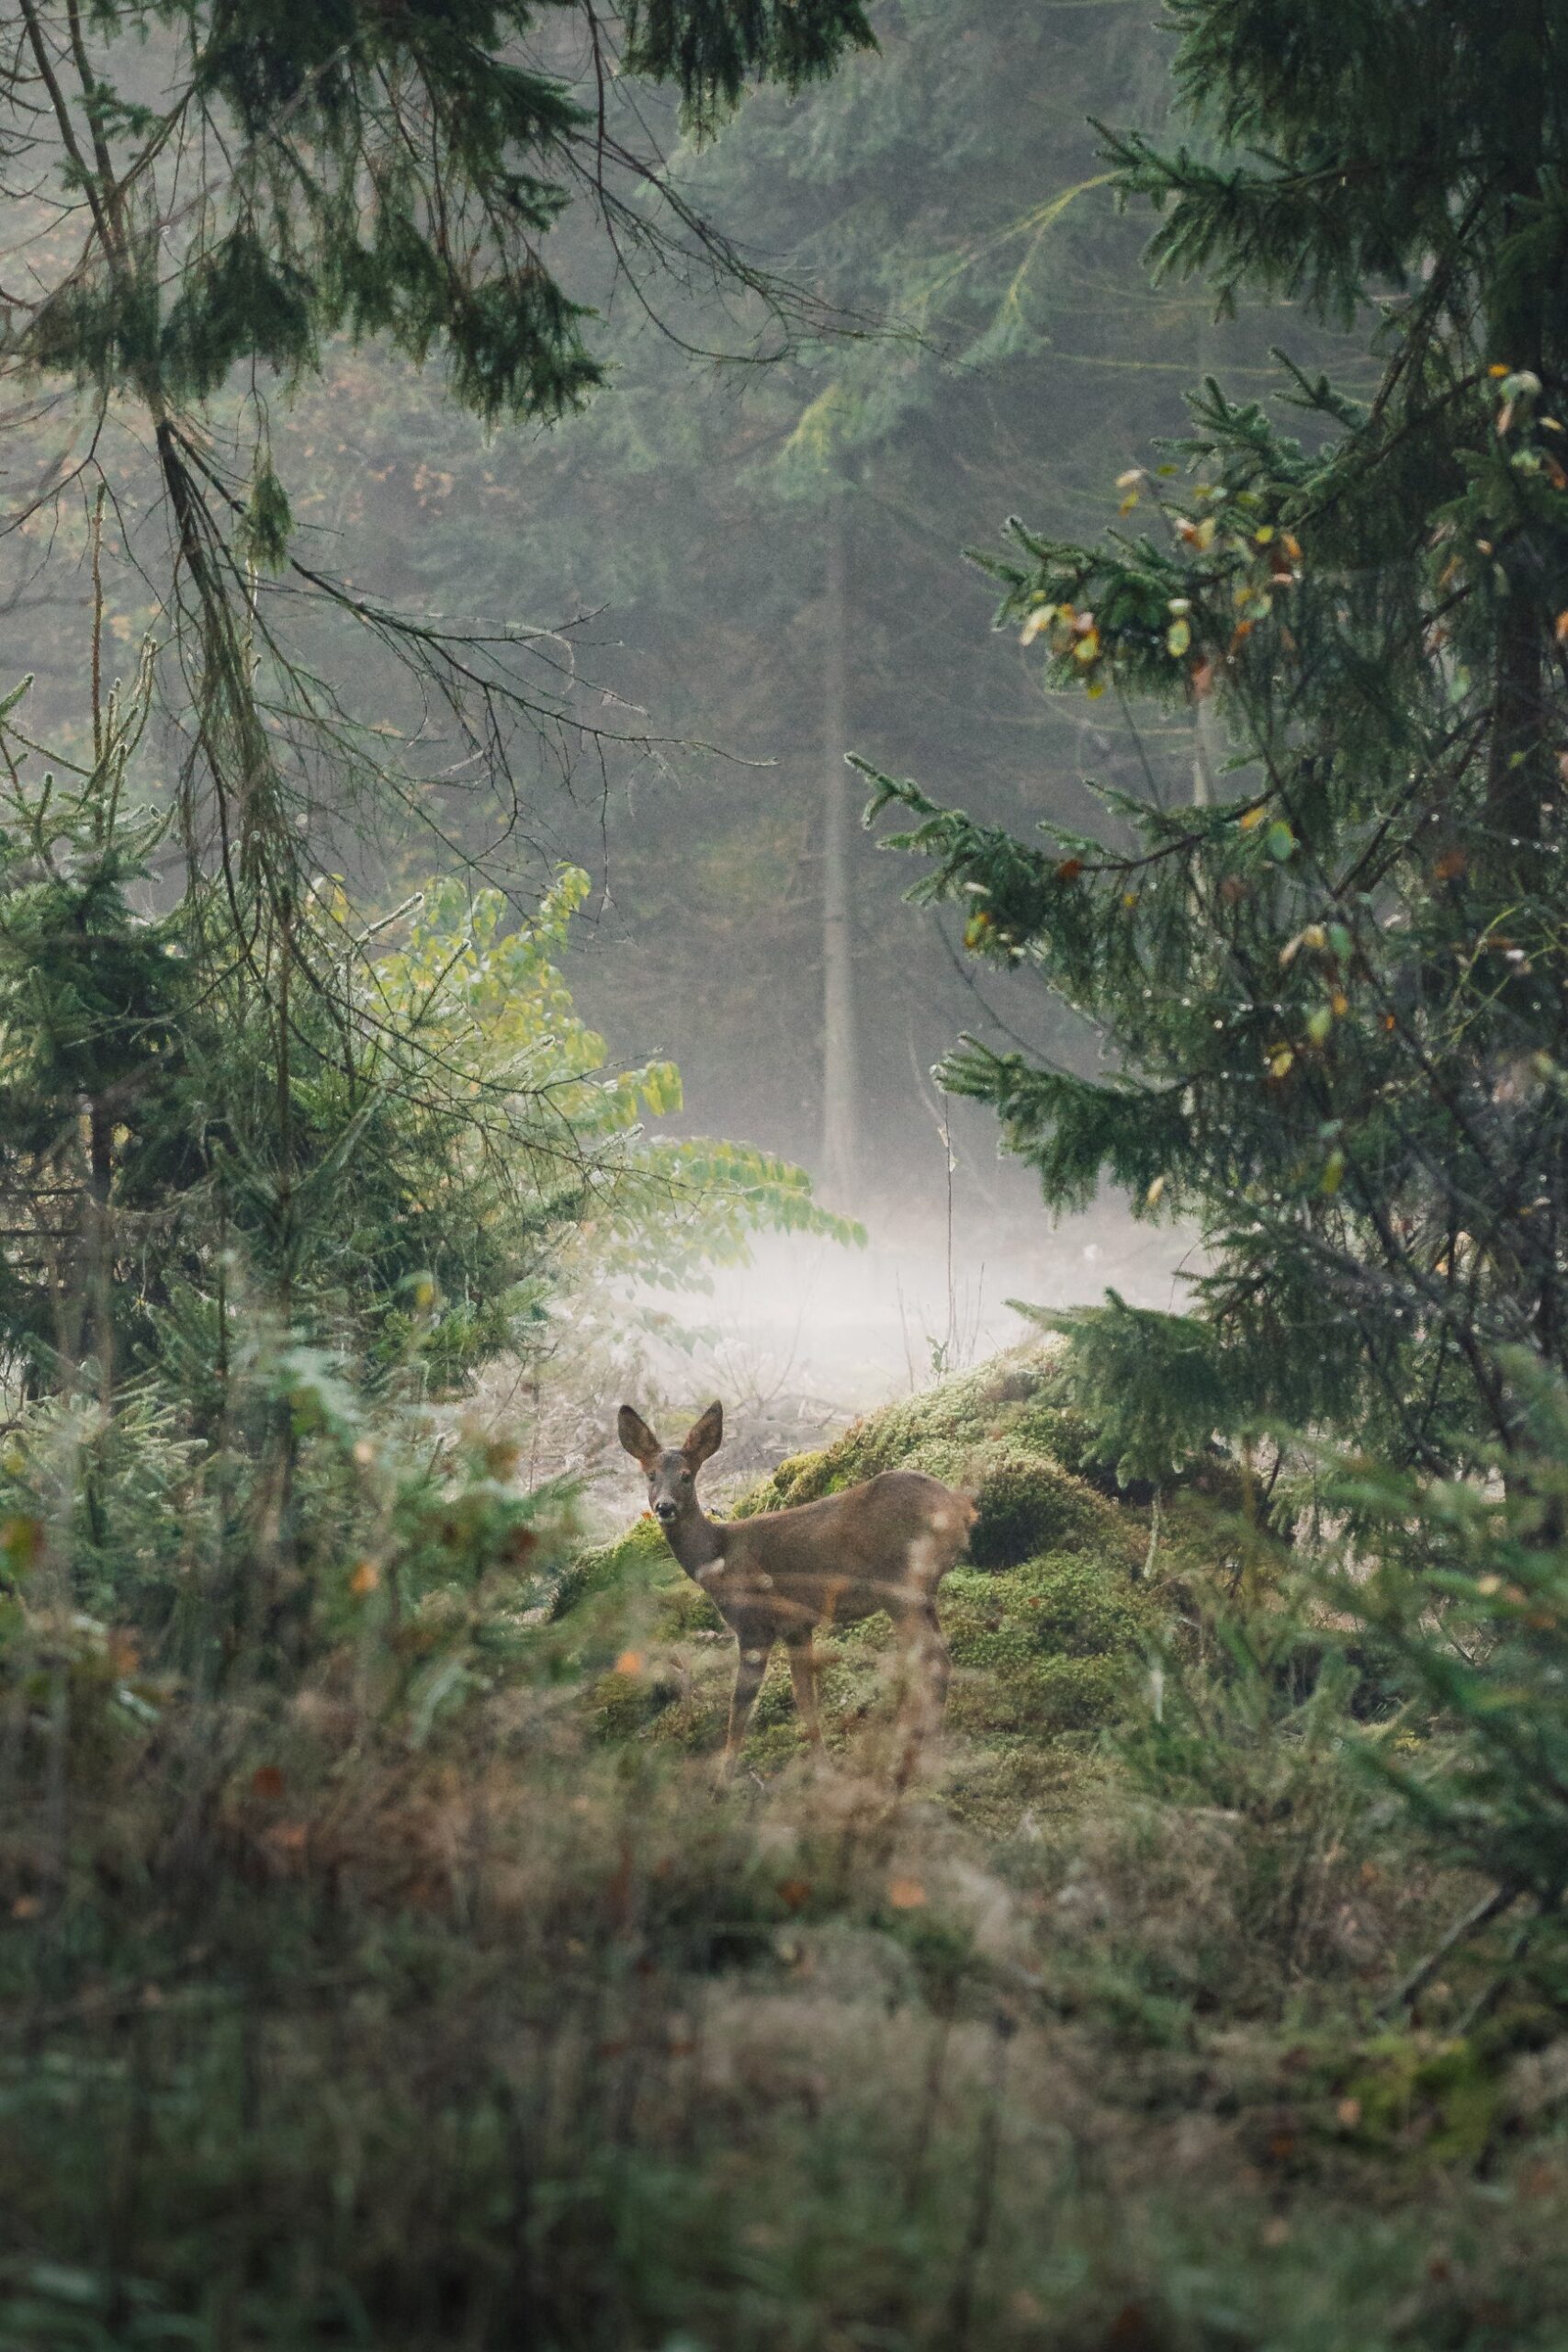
[720,1633,772,1781]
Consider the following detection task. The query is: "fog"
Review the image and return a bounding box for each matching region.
[0,0,1325,1455]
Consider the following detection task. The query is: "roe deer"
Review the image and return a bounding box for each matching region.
[617,1400,973,1782]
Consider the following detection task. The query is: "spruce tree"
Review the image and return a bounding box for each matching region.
[3,0,874,898]
[863,0,1568,1473]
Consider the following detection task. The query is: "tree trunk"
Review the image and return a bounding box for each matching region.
[1485,0,1551,856]
[821,491,860,1205]
[1192,308,1219,808]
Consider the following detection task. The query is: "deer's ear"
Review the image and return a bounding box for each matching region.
[617,1405,660,1467]
[682,1400,723,1467]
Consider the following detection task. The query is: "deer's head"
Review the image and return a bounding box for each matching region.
[617,1400,723,1528]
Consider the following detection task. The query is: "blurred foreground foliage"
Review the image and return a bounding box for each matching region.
[12,1330,1568,2347]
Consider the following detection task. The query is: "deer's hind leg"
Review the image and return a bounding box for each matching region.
[719,1631,773,1782]
[784,1630,827,1758]
[893,1602,951,1792]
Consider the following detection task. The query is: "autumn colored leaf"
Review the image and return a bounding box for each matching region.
[1055,857,1084,882]
[0,1515,42,1575]
[886,1876,927,1909]
[252,1766,286,1800]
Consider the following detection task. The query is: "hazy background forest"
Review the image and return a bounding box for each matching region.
[0,0,1336,1406]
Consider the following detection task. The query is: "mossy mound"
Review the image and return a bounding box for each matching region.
[747,1351,1140,1574]
[942,1552,1158,1740]
[558,1345,1172,1796]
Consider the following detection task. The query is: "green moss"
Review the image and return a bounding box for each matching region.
[942,1548,1154,1741]
[589,1661,683,1739]
[551,1511,671,1618]
[561,1342,1165,1777]
[967,1453,1118,1566]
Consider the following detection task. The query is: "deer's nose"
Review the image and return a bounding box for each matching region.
[654,1499,679,1524]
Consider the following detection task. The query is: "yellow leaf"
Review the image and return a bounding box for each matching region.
[1145,1174,1167,1206]
[1238,806,1267,831]
[1019,605,1052,646]
[350,1559,380,1596]
[1269,1048,1294,1079]
[614,1650,644,1677]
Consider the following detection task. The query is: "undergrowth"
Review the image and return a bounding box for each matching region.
[4,1344,1567,2351]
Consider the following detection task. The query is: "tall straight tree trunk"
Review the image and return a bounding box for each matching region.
[1192,307,1218,807]
[821,490,860,1204]
[1485,0,1551,858]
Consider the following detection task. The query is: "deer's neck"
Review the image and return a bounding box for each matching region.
[663,1507,726,1582]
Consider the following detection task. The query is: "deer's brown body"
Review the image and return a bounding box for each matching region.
[618,1400,972,1781]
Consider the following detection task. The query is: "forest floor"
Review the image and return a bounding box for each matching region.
[5,1346,1568,2350]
